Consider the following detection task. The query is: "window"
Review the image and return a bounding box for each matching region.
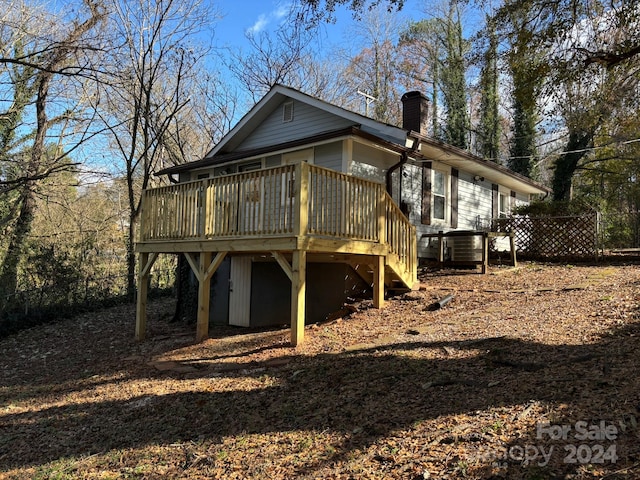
[421,164,451,226]
[238,161,263,202]
[432,170,447,221]
[238,161,262,172]
[213,165,237,176]
[499,192,510,218]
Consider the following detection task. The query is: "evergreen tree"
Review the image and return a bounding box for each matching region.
[440,0,469,149]
[505,13,541,178]
[398,1,469,147]
[477,16,500,162]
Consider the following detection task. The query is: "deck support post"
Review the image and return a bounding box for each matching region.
[509,233,518,268]
[184,251,228,342]
[291,249,306,346]
[196,252,213,342]
[135,251,158,341]
[289,161,310,347]
[373,255,385,308]
[482,234,490,274]
[191,251,228,343]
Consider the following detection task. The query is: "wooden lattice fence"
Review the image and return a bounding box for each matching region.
[492,213,600,260]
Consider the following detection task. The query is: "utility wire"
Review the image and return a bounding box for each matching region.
[482,136,640,165]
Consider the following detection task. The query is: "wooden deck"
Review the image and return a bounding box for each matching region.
[135,162,417,345]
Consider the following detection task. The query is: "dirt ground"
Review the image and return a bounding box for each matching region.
[1,262,639,479]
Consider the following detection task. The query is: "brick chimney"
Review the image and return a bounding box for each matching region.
[401,91,429,135]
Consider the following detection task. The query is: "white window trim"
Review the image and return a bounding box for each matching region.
[431,166,451,225]
[498,188,511,218]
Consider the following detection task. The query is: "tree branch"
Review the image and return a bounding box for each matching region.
[578,44,640,69]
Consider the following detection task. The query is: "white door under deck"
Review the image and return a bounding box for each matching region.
[229,256,251,327]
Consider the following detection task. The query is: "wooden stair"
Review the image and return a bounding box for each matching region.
[349,251,418,296]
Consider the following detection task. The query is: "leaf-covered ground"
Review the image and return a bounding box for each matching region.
[1,262,639,479]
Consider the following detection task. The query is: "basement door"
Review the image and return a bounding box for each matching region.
[229,256,251,327]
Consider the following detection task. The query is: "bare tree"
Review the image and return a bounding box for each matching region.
[95,0,218,298]
[0,0,106,311]
[225,10,323,102]
[341,6,403,124]
[190,73,240,151]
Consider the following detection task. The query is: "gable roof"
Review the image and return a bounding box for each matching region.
[158,84,550,195]
[206,84,406,157]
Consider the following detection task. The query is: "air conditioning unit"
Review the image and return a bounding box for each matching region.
[450,234,483,262]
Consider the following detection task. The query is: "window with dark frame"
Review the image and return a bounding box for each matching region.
[239,161,262,202]
[499,192,510,218]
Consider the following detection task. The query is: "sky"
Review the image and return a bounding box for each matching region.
[213,0,428,52]
[207,0,485,126]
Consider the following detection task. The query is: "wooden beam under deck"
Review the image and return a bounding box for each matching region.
[271,251,293,281]
[136,235,389,257]
[290,250,306,347]
[135,236,298,254]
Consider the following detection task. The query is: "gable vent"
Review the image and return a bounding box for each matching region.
[283,101,294,122]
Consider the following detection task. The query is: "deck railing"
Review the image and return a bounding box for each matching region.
[140,162,416,284]
[307,165,382,241]
[385,194,417,278]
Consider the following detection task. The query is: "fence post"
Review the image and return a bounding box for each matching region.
[595,211,601,262]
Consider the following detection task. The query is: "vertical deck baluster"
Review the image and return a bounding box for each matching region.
[266,169,273,234]
[275,167,280,233]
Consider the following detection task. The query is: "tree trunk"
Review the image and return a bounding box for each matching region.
[0,184,36,312]
[552,129,594,201]
[172,254,197,323]
[0,71,48,313]
[127,218,137,301]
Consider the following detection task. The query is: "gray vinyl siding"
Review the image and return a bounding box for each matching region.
[408,169,496,258]
[401,164,434,259]
[237,100,355,151]
[314,141,343,171]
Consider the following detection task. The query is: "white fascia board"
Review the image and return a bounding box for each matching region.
[417,141,549,196]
